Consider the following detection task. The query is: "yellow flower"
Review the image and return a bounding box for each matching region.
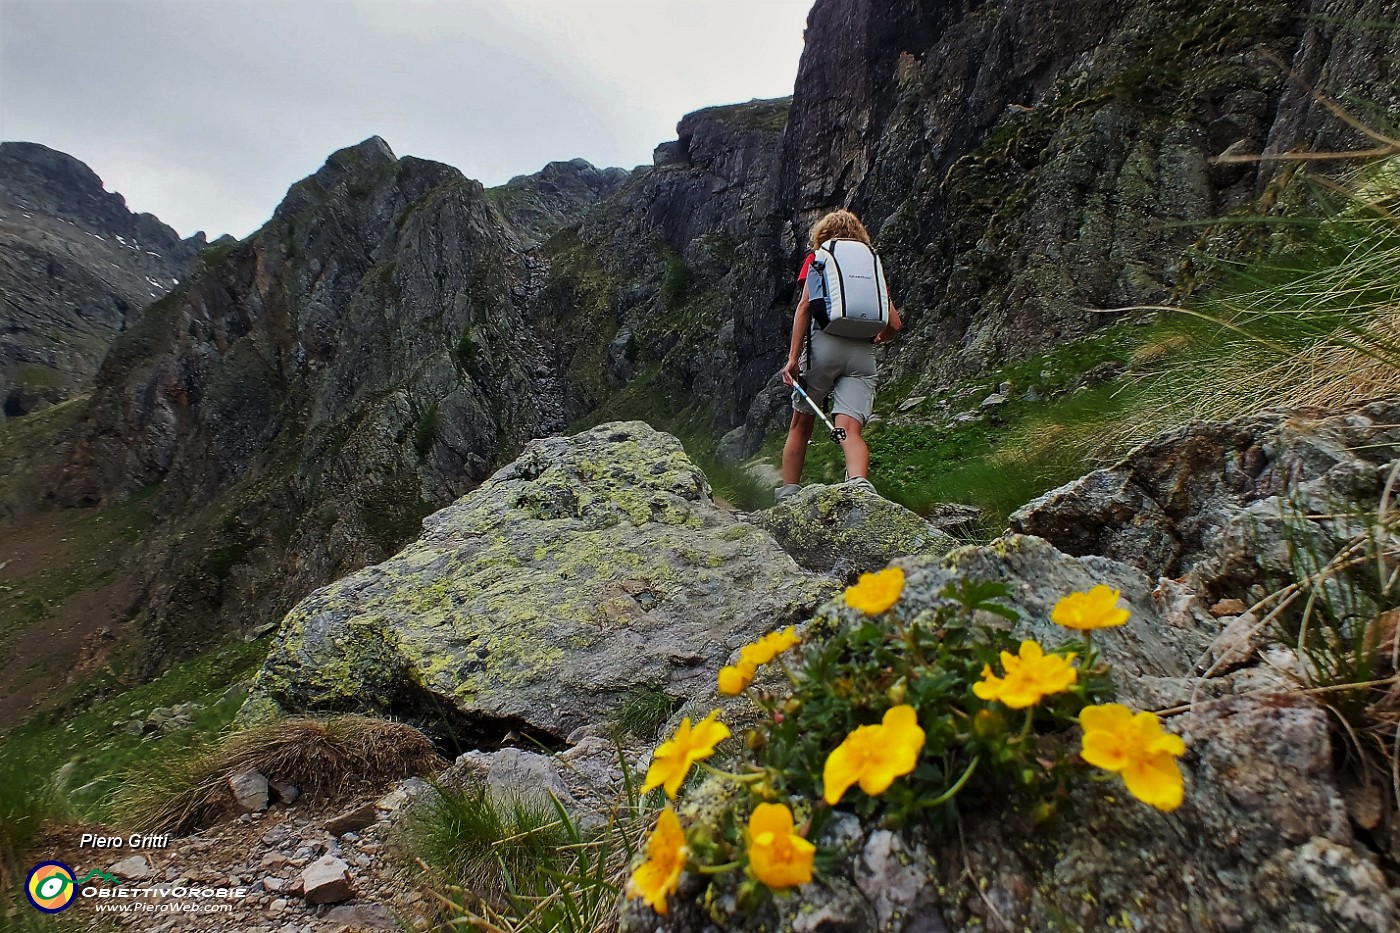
[844,566,906,615]
[641,710,731,798]
[1052,585,1130,631]
[747,802,815,889]
[972,639,1078,709]
[627,806,687,914]
[1079,704,1187,812]
[720,627,801,694]
[761,625,801,657]
[822,704,925,805]
[718,661,756,695]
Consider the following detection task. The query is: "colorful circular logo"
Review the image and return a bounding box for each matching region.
[26,861,76,913]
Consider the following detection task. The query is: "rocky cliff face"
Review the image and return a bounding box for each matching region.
[535,98,792,429]
[54,138,619,669]
[15,0,1400,679]
[0,141,211,416]
[488,158,631,248]
[723,0,1400,447]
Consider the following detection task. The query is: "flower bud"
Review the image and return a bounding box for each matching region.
[886,677,908,706]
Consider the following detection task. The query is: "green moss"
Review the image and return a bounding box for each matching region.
[660,244,691,314]
[361,481,434,557]
[454,327,480,373]
[12,363,68,391]
[414,401,440,460]
[711,97,790,133]
[535,228,623,410]
[699,230,739,266]
[197,240,236,269]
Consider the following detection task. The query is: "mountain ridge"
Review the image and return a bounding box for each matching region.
[0,141,216,417]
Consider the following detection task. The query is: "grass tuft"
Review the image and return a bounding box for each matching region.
[406,744,646,933]
[404,784,572,907]
[611,685,678,741]
[117,715,441,834]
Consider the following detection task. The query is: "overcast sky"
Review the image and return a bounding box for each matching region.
[1,0,811,240]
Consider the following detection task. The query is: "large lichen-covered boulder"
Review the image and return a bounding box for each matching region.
[239,422,835,741]
[754,483,960,582]
[629,537,1398,932]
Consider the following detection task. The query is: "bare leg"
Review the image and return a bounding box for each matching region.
[781,411,817,485]
[835,414,869,478]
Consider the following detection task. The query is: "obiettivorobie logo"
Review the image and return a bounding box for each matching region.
[23,860,250,916]
[24,864,125,913]
[25,861,77,913]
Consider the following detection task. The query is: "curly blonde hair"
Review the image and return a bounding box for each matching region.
[809,209,872,249]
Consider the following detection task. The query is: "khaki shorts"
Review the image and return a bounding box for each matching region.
[792,329,877,424]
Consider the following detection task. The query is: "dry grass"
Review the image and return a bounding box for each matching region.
[1128,304,1400,433]
[118,715,442,834]
[1114,157,1400,443]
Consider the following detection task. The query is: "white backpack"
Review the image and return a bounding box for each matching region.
[806,238,890,339]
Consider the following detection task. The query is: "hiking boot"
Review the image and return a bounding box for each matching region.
[774,484,801,504]
[844,476,877,494]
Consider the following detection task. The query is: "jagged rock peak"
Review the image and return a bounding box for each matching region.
[489,157,631,246]
[654,96,790,168]
[503,157,629,190]
[272,135,452,221]
[0,141,208,416]
[0,141,196,250]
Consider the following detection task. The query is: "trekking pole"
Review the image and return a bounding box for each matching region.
[790,379,847,444]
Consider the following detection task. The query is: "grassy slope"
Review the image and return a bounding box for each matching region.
[770,318,1181,531]
[1,638,267,822]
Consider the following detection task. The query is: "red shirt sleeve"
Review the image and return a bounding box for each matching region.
[798,252,814,283]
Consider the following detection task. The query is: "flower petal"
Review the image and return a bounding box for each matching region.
[1121,752,1185,811]
[823,726,874,804]
[1079,703,1135,733]
[749,801,794,839]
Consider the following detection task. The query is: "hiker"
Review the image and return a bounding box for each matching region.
[776,209,902,503]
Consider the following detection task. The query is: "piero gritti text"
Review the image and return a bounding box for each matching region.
[79,833,171,849]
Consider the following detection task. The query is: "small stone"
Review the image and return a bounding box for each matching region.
[979,392,1007,408]
[247,621,278,641]
[1346,782,1383,831]
[300,855,354,905]
[375,777,429,813]
[1209,614,1261,670]
[268,780,301,805]
[324,904,398,931]
[229,770,270,812]
[1210,598,1248,617]
[109,855,150,880]
[264,877,287,893]
[897,395,927,412]
[270,897,288,912]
